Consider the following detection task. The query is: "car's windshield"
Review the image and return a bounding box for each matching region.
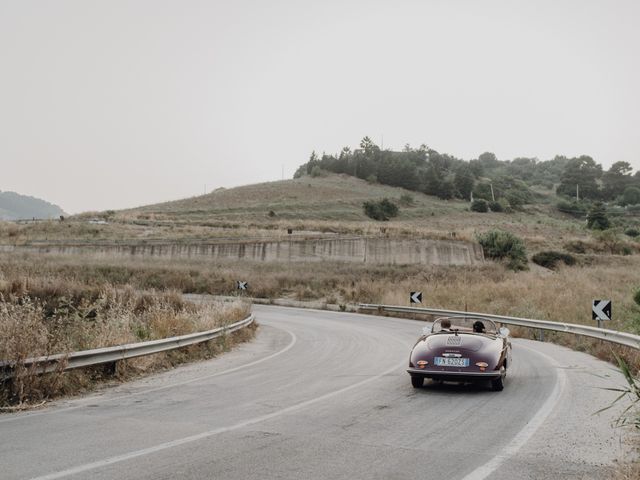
[432,316,498,335]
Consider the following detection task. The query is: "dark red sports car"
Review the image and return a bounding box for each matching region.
[407,315,512,391]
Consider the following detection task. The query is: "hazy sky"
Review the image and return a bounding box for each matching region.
[2,0,639,213]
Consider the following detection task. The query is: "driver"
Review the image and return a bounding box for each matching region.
[473,321,486,333]
[440,319,452,332]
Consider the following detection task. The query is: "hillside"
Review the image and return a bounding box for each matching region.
[3,173,636,253]
[0,191,66,220]
[127,174,466,221]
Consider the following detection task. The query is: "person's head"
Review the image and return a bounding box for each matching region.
[440,319,451,330]
[473,321,485,333]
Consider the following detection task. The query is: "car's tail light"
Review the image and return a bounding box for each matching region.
[475,362,488,371]
[417,360,428,368]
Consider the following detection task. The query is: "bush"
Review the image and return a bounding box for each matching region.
[363,198,399,221]
[564,240,587,254]
[634,288,640,307]
[505,190,527,209]
[627,204,640,213]
[625,228,640,238]
[399,193,414,207]
[556,200,587,217]
[366,174,378,184]
[531,251,576,270]
[477,230,528,271]
[310,165,324,178]
[470,199,488,212]
[488,201,503,212]
[587,202,610,230]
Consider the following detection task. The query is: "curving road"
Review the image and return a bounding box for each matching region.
[0,305,629,480]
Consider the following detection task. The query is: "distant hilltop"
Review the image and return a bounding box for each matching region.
[0,191,66,220]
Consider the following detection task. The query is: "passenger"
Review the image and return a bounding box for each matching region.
[440,319,452,332]
[473,321,486,333]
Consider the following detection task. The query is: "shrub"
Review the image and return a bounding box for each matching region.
[505,190,527,209]
[399,193,414,207]
[531,251,576,270]
[587,203,610,230]
[625,228,640,238]
[362,198,399,221]
[627,204,640,213]
[366,174,378,184]
[556,200,587,217]
[488,201,503,212]
[477,230,528,271]
[565,240,587,254]
[634,288,640,307]
[470,199,488,213]
[310,165,323,178]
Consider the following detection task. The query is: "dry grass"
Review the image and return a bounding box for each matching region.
[0,273,251,406]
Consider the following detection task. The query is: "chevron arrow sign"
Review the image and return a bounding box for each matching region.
[592,300,611,321]
[410,292,422,304]
[237,281,248,291]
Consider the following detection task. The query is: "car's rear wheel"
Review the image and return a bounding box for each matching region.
[491,376,504,391]
[411,376,424,388]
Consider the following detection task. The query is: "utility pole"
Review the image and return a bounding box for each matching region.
[490,183,495,202]
[576,184,579,202]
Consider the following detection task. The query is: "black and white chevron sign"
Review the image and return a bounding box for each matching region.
[237,281,248,291]
[410,292,422,304]
[592,300,611,321]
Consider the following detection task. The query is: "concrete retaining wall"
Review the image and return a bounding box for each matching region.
[0,237,484,266]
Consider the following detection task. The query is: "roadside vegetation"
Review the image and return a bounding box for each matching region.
[0,272,251,407]
[2,251,638,371]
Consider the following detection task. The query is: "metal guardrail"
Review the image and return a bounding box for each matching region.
[359,304,640,350]
[1,314,255,381]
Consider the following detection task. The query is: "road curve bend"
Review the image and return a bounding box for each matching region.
[0,305,629,480]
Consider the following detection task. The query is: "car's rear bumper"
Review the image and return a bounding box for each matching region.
[407,368,502,380]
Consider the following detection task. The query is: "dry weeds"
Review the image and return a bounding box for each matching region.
[0,273,251,406]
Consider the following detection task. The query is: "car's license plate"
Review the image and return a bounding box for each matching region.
[434,357,469,367]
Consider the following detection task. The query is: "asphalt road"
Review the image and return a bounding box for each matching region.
[0,306,629,480]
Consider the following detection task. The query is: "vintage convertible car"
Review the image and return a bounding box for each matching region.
[407,315,512,391]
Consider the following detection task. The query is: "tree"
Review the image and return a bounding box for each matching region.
[602,161,633,200]
[556,156,602,200]
[478,152,500,169]
[620,186,640,206]
[305,151,320,175]
[435,179,456,200]
[586,202,610,230]
[453,164,475,200]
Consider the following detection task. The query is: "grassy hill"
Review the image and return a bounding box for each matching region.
[117,173,591,246]
[128,174,465,221]
[2,173,636,253]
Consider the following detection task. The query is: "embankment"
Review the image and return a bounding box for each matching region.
[0,236,484,266]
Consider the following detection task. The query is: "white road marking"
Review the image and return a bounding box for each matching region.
[0,326,297,424]
[28,358,407,480]
[460,342,568,480]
